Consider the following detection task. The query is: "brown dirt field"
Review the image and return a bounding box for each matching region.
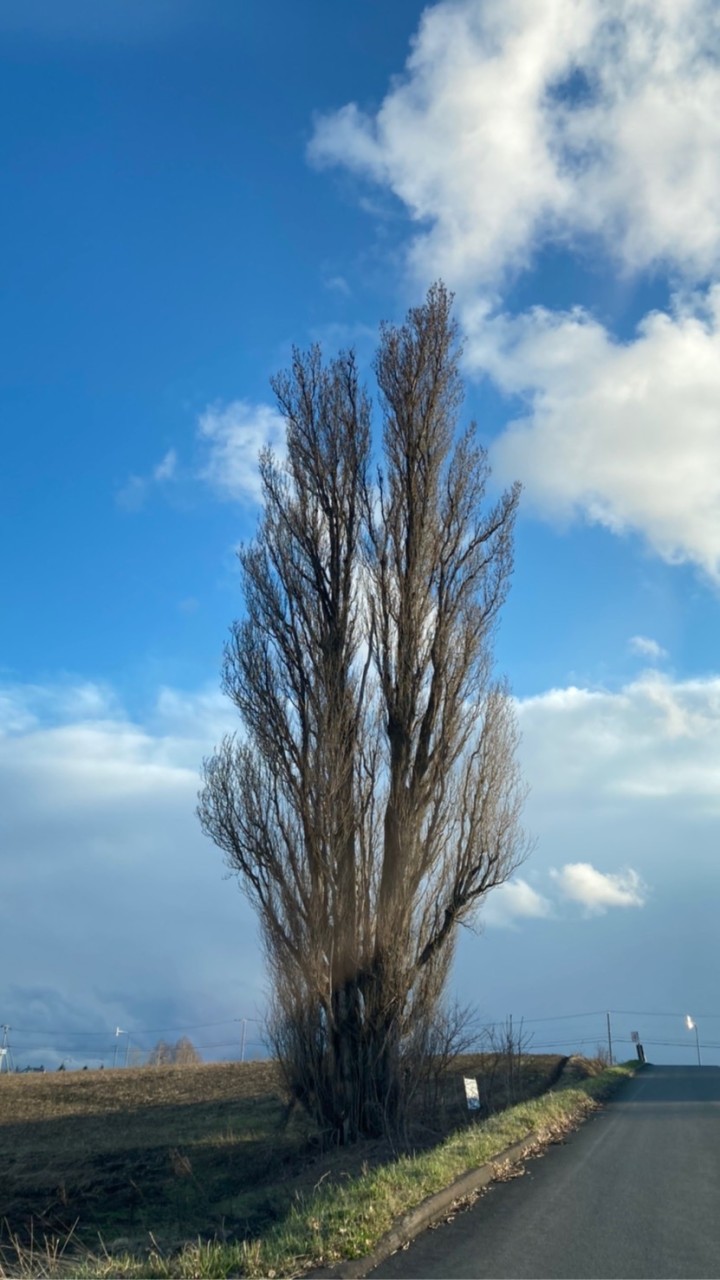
[0,1054,566,1258]
[0,1062,297,1254]
[0,1060,281,1125]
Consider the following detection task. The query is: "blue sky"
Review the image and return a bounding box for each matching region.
[3,0,720,1070]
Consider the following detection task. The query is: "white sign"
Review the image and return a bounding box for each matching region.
[464,1076,480,1111]
[630,1031,639,1043]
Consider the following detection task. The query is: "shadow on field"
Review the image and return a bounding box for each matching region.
[0,1096,310,1250]
[0,1062,312,1255]
[0,1054,568,1262]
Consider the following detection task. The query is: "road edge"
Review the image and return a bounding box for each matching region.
[306,1129,540,1279]
[306,1063,642,1279]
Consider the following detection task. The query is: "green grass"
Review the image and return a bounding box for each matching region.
[212,1060,638,1280]
[0,1057,638,1278]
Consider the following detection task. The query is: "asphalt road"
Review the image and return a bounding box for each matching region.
[370,1065,720,1280]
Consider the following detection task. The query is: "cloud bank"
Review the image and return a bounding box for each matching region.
[7,664,720,1061]
[0,680,260,1067]
[518,671,720,802]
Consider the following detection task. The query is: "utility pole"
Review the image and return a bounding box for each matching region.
[113,1027,124,1069]
[240,1019,247,1062]
[0,1025,14,1073]
[606,1012,613,1065]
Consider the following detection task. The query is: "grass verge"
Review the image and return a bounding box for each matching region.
[8,1059,636,1279]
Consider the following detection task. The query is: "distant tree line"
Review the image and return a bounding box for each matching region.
[147,1036,202,1065]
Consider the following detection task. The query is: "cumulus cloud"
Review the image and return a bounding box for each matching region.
[629,636,668,662]
[310,0,720,289]
[484,863,646,924]
[483,877,552,927]
[309,0,720,580]
[463,289,720,579]
[550,862,647,913]
[198,400,285,503]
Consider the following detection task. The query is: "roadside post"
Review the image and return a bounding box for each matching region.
[631,1030,645,1063]
[464,1076,480,1113]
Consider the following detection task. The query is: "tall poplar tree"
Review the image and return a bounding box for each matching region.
[198,284,529,1141]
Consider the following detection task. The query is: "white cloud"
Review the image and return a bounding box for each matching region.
[483,877,552,927]
[117,398,286,513]
[0,679,121,731]
[465,289,720,579]
[550,862,647,913]
[310,0,720,289]
[518,671,720,803]
[153,448,177,482]
[0,678,259,1064]
[116,448,179,511]
[324,274,351,296]
[198,400,285,503]
[6,668,720,1060]
[484,863,646,924]
[309,0,720,580]
[629,635,668,662]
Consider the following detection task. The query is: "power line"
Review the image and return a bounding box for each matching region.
[14,1008,719,1040]
[195,1040,265,1051]
[10,1007,720,1058]
[521,1010,610,1024]
[8,1010,624,1040]
[610,1010,720,1020]
[10,1016,262,1037]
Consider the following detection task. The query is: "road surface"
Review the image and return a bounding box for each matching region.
[370,1065,720,1279]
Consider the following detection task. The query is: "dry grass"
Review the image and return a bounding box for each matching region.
[0,1052,567,1274]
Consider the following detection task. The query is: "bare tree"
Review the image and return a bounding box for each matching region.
[480,1016,534,1110]
[147,1039,173,1066]
[198,283,530,1142]
[147,1037,202,1066]
[174,1036,202,1065]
